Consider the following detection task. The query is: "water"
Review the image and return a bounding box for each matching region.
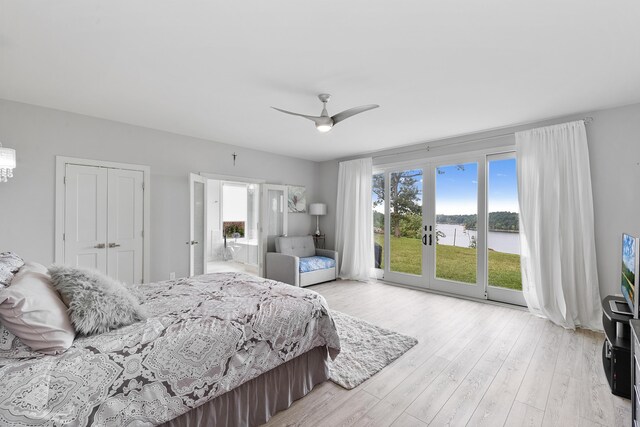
[435,223,520,255]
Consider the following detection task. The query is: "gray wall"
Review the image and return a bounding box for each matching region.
[0,99,319,281]
[319,102,640,298]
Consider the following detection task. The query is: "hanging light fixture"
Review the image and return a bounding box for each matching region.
[0,143,16,183]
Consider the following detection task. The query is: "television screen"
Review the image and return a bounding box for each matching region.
[621,233,637,313]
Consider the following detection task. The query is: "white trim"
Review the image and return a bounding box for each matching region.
[199,172,266,184]
[372,144,515,172]
[55,156,151,283]
[374,279,527,311]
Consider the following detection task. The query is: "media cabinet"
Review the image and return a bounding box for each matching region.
[602,295,631,398]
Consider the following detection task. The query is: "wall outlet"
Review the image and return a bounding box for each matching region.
[169,272,176,280]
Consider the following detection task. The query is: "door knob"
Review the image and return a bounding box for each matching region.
[108,243,121,248]
[94,243,106,249]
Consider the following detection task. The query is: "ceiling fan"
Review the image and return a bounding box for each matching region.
[272,94,379,133]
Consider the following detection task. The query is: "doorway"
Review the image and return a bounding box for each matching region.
[206,179,260,275]
[373,151,524,306]
[188,174,262,276]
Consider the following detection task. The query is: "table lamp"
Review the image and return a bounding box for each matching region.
[309,203,327,236]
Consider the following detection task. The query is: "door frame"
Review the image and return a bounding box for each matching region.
[55,156,151,282]
[200,173,266,276]
[484,151,525,306]
[373,146,525,306]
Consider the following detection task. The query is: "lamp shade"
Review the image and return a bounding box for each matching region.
[0,146,15,169]
[0,144,15,183]
[309,203,327,216]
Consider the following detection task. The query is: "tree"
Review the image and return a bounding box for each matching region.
[373,171,422,238]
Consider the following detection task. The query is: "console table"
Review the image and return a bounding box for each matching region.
[312,234,325,249]
[602,295,632,398]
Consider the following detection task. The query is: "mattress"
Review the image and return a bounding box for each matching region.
[0,272,341,426]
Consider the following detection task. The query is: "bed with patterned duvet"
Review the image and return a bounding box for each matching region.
[0,272,341,426]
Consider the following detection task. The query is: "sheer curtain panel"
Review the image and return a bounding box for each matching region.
[335,158,373,281]
[516,120,602,330]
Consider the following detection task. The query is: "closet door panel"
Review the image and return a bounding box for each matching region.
[64,165,108,273]
[107,169,144,284]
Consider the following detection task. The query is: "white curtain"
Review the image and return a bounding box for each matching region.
[516,120,601,330]
[335,158,373,281]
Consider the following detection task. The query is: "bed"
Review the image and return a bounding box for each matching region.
[0,272,341,426]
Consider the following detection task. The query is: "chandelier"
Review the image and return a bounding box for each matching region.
[0,143,16,182]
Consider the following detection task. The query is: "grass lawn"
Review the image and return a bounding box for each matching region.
[374,234,522,290]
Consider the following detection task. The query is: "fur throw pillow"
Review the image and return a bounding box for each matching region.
[48,265,147,335]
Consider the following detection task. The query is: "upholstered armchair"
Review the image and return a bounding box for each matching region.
[265,236,338,287]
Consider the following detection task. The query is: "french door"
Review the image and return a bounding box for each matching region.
[375,152,525,306]
[260,184,288,276]
[188,173,207,277]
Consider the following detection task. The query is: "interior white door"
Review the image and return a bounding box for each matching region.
[260,184,288,276]
[189,173,208,277]
[64,164,108,273]
[107,168,144,284]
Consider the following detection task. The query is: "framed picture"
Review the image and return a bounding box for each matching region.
[288,186,306,213]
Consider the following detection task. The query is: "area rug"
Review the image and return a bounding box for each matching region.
[328,310,418,389]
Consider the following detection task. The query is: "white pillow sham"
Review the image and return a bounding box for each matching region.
[0,262,75,355]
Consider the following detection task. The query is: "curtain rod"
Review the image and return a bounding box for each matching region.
[372,116,594,160]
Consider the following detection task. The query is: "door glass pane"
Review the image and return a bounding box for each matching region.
[246,184,259,266]
[435,162,478,284]
[389,169,423,275]
[487,157,522,290]
[266,188,284,252]
[193,181,205,276]
[372,173,385,269]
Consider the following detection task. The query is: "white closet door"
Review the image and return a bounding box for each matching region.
[64,164,108,273]
[107,168,144,284]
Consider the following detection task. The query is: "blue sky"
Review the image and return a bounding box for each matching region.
[437,159,519,214]
[436,163,477,215]
[373,158,519,215]
[487,158,519,214]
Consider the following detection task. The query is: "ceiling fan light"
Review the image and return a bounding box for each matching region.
[316,123,332,132]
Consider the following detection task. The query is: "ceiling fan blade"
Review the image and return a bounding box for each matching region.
[331,104,379,125]
[271,107,323,125]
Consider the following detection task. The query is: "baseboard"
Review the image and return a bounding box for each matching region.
[371,279,528,312]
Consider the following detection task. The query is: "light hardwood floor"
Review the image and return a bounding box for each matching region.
[263,280,630,427]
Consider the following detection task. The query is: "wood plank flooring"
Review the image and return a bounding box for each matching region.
[263,280,630,427]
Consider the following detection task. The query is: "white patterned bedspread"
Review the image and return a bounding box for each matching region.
[0,273,341,426]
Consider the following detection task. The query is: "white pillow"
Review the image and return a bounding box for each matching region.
[16,261,48,276]
[0,263,75,355]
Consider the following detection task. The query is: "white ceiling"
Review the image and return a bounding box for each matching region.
[1,1,639,162]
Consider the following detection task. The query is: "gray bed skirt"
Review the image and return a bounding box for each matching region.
[160,346,329,427]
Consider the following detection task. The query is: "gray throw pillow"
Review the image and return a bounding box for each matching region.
[0,252,24,287]
[48,265,147,335]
